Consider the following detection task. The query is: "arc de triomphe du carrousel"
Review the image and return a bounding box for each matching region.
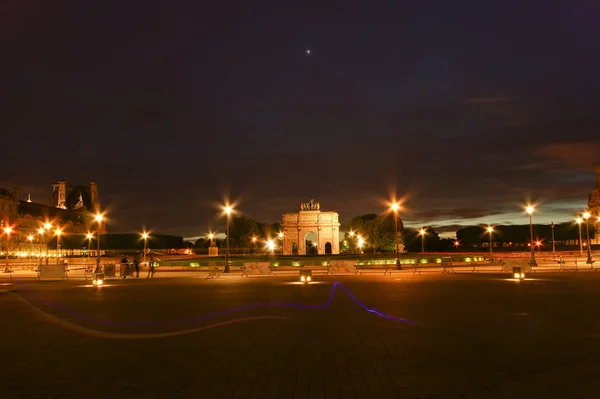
[281,199,340,255]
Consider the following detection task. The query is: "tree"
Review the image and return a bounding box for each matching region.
[228,216,260,248]
[344,214,378,251]
[344,213,405,253]
[371,213,396,252]
[403,226,440,252]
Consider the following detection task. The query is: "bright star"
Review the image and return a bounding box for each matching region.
[305,48,311,55]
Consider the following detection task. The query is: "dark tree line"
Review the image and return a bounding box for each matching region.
[456,222,595,247]
[193,215,281,250]
[342,213,452,253]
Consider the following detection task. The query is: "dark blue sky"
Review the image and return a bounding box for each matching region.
[2,1,600,237]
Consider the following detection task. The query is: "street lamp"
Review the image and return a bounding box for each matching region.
[3,226,11,273]
[486,226,494,259]
[223,205,233,273]
[278,232,284,255]
[357,236,364,253]
[94,213,103,272]
[583,211,593,264]
[86,233,93,260]
[27,234,33,262]
[390,202,402,270]
[55,228,62,265]
[551,222,556,256]
[266,239,275,255]
[526,205,537,266]
[142,232,149,264]
[576,217,584,255]
[419,228,426,253]
[39,226,48,258]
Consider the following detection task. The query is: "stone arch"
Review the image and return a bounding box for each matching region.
[281,201,340,255]
[305,231,318,255]
[291,242,298,255]
[325,242,332,254]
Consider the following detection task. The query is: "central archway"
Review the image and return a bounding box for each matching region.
[305,231,317,255]
[325,242,332,254]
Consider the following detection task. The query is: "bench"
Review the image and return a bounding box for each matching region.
[205,265,248,278]
[268,266,301,276]
[355,265,395,275]
[303,266,333,275]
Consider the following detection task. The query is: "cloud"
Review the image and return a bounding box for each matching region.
[431,224,467,235]
[464,96,510,104]
[412,208,503,221]
[535,141,600,171]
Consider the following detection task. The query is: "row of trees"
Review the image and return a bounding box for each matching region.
[456,223,596,247]
[189,214,597,254]
[193,216,281,250]
[343,213,454,252]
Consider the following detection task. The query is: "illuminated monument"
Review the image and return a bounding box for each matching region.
[588,165,600,244]
[281,199,340,255]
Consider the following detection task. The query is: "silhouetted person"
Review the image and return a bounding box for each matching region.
[121,256,128,279]
[134,256,140,278]
[147,256,155,278]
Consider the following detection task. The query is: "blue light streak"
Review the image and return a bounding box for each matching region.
[12,280,417,326]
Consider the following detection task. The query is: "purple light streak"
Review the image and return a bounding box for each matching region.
[11,280,417,326]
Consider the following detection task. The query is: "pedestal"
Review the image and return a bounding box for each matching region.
[208,246,219,257]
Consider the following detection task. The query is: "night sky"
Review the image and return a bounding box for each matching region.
[2,1,600,239]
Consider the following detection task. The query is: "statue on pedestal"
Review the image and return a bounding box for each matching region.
[300,198,321,211]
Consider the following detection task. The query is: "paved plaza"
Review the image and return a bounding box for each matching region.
[1,272,600,398]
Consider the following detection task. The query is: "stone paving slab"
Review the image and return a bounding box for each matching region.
[1,273,600,398]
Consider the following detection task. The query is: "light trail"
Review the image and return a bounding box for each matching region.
[7,280,417,328]
[4,289,286,339]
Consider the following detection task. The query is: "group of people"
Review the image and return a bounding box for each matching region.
[120,255,156,278]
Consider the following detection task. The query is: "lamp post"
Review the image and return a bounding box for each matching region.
[584,211,593,264]
[224,205,232,273]
[55,228,62,265]
[266,239,275,256]
[551,222,556,256]
[142,232,149,264]
[94,214,103,273]
[37,228,44,258]
[576,217,584,255]
[419,228,426,253]
[486,226,494,259]
[526,206,537,266]
[357,235,364,254]
[44,222,51,259]
[251,235,257,255]
[27,234,33,263]
[86,233,93,260]
[3,226,11,273]
[278,232,284,255]
[390,202,402,270]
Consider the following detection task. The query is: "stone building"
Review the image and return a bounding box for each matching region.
[281,199,341,255]
[588,165,600,245]
[0,181,105,256]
